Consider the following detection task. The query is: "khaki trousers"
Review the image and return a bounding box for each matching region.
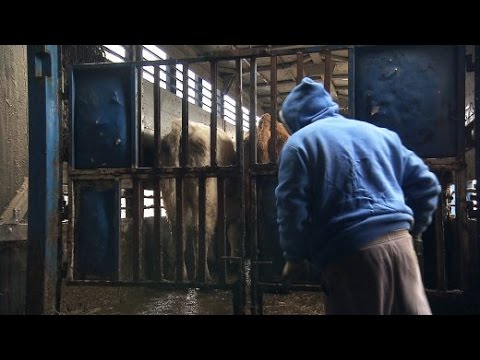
[322,230,432,315]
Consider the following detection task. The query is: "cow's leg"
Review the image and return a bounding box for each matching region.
[184,223,199,282]
[170,218,188,282]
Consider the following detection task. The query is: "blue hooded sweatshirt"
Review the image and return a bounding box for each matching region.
[276,77,441,270]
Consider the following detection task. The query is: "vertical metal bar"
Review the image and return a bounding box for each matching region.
[234,59,247,314]
[181,63,189,167]
[236,58,245,258]
[67,178,74,281]
[220,93,225,131]
[474,45,480,291]
[124,45,133,61]
[217,177,227,284]
[195,76,203,107]
[456,167,468,288]
[26,45,61,315]
[348,47,356,118]
[175,177,185,282]
[249,57,258,166]
[168,63,176,94]
[296,52,304,84]
[211,61,218,167]
[435,182,446,291]
[248,56,262,314]
[197,176,207,283]
[113,180,121,281]
[270,55,278,164]
[152,65,163,281]
[153,65,162,168]
[67,54,75,282]
[132,178,143,281]
[135,45,143,167]
[235,59,244,166]
[55,48,64,311]
[324,50,332,93]
[153,180,163,281]
[455,46,469,290]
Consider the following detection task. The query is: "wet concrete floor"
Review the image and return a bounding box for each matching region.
[60,284,325,315]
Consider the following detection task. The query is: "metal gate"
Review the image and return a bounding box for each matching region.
[350,45,480,311]
[26,45,348,314]
[66,51,252,314]
[245,47,348,314]
[27,46,252,314]
[248,45,480,314]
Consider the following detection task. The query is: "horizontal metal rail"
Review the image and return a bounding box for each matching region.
[70,166,242,179]
[76,45,352,68]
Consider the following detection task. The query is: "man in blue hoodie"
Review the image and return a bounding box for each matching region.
[276,77,441,315]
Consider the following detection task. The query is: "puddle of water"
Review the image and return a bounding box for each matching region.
[60,284,234,315]
[137,288,232,315]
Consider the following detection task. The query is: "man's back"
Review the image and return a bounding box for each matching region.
[276,78,440,270]
[277,115,415,268]
[276,77,440,314]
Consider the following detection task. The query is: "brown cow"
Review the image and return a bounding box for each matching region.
[243,113,290,260]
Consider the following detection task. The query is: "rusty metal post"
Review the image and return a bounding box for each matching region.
[135,45,143,167]
[453,46,468,290]
[175,62,189,282]
[181,63,189,168]
[248,56,263,314]
[153,180,163,281]
[435,181,447,291]
[324,50,332,93]
[348,47,356,118]
[175,177,184,282]
[235,59,244,166]
[249,58,258,166]
[211,61,218,167]
[217,177,227,284]
[26,45,61,315]
[296,52,304,84]
[270,55,278,164]
[153,65,163,280]
[233,58,247,314]
[197,176,207,283]
[132,178,143,281]
[473,45,480,291]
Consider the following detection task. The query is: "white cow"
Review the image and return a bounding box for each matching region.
[159,119,241,282]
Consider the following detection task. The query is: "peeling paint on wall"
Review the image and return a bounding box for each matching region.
[0,45,28,214]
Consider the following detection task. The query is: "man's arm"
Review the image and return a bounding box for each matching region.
[275,144,312,262]
[402,147,442,235]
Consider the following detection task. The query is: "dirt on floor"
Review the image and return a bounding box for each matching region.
[59,282,325,315]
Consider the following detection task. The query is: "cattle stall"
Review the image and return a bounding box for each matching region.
[21,45,480,315]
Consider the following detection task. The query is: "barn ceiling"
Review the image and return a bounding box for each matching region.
[161,45,350,115]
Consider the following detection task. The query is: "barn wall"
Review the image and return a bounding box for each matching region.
[0,45,28,215]
[142,81,240,145]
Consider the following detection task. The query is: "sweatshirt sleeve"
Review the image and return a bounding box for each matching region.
[401,146,442,235]
[275,144,312,262]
